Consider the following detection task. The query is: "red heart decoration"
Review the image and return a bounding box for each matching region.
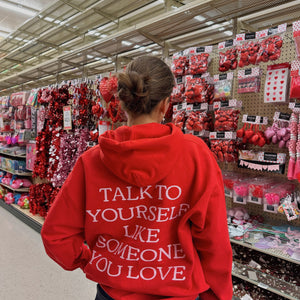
[275,76,278,79]
[266,93,270,96]
[282,76,285,79]
[267,98,270,101]
[273,92,276,95]
[268,72,272,75]
[274,82,277,85]
[280,81,284,84]
[273,87,277,90]
[267,87,270,91]
[273,97,276,101]
[268,77,271,80]
[267,82,271,85]
[282,70,286,73]
[280,86,283,89]
[280,97,283,100]
[100,77,113,103]
[276,71,278,74]
[279,91,283,95]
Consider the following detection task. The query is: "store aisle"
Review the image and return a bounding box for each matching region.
[0,207,96,300]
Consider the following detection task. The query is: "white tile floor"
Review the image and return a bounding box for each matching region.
[0,207,96,300]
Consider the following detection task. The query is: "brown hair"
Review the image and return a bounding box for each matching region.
[117,56,175,115]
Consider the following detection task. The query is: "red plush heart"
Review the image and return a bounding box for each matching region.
[100,77,113,103]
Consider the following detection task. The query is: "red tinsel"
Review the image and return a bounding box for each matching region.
[29,183,60,217]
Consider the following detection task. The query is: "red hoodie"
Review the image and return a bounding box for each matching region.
[41,123,232,300]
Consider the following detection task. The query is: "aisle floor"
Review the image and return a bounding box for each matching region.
[0,207,96,300]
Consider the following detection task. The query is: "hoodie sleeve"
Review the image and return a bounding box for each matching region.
[41,157,91,271]
[190,151,233,300]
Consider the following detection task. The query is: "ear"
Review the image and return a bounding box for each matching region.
[160,97,170,115]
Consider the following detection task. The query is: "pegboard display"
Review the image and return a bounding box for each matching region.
[204,26,300,226]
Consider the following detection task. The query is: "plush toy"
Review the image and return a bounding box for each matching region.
[4,192,14,204]
[11,178,32,189]
[18,194,29,209]
[1,173,12,185]
[227,207,250,225]
[14,193,22,204]
[0,171,6,183]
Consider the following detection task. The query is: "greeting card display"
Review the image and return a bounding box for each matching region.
[264,63,290,103]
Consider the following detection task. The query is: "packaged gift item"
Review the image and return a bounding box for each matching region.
[248,177,273,204]
[213,73,233,100]
[290,60,300,99]
[172,103,186,130]
[255,24,286,64]
[236,32,260,67]
[238,115,268,147]
[184,75,211,104]
[171,50,189,77]
[293,20,300,60]
[170,76,185,104]
[264,112,290,148]
[209,131,238,163]
[264,62,290,103]
[185,107,213,132]
[222,171,240,197]
[218,39,238,72]
[233,179,250,205]
[278,194,299,221]
[237,67,262,94]
[187,46,212,75]
[214,100,241,132]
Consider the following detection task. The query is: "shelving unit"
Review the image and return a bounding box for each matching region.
[0,167,32,177]
[0,199,43,233]
[232,261,299,300]
[230,238,300,265]
[0,182,29,193]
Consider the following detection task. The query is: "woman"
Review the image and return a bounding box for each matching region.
[41,56,232,300]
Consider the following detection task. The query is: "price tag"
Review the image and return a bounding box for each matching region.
[258,283,269,289]
[241,294,253,300]
[0,116,3,130]
[63,106,72,130]
[247,270,258,281]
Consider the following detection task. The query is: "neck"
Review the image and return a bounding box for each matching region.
[127,114,161,127]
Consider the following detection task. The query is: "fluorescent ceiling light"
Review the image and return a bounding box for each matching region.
[224,31,233,36]
[0,1,36,16]
[87,55,94,59]
[139,46,146,51]
[44,17,55,22]
[152,51,159,55]
[122,41,132,46]
[146,49,151,53]
[134,45,140,49]
[194,15,206,22]
[100,34,108,38]
[218,27,225,31]
[205,21,214,26]
[211,24,221,29]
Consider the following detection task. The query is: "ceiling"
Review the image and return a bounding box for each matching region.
[0,0,300,95]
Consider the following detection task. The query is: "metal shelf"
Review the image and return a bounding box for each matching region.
[0,182,29,193]
[232,261,300,300]
[0,151,26,159]
[230,238,300,266]
[0,200,43,233]
[0,167,32,176]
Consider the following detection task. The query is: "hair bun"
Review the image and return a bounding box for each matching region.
[118,71,150,115]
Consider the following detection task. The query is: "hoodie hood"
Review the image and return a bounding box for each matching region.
[98,123,184,187]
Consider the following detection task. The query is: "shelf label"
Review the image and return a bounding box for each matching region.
[247,270,258,281]
[63,106,72,130]
[258,283,269,289]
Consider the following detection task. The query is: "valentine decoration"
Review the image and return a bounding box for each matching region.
[248,177,273,205]
[170,76,185,104]
[187,46,212,75]
[172,104,186,130]
[278,194,300,221]
[264,62,290,103]
[238,150,286,174]
[184,74,214,104]
[290,60,300,99]
[233,180,249,205]
[185,107,213,133]
[218,39,238,72]
[237,67,262,94]
[255,24,286,64]
[209,131,239,163]
[293,20,300,60]
[171,51,189,77]
[213,73,233,100]
[236,32,260,67]
[29,183,60,217]
[213,100,241,132]
[264,112,290,149]
[238,115,268,147]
